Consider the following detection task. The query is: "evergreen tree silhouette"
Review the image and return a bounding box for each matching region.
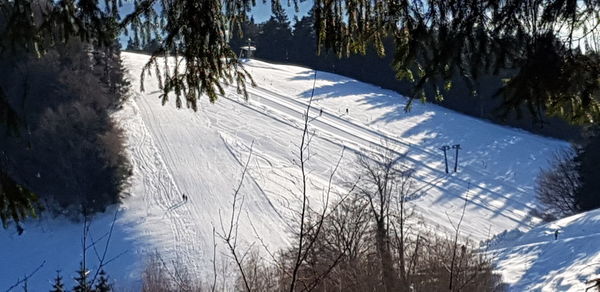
[95,270,111,292]
[72,262,91,292]
[50,271,65,292]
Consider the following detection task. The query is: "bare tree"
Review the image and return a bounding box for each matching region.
[230,146,504,292]
[288,78,315,292]
[141,253,175,292]
[535,148,580,217]
[286,195,370,291]
[411,233,503,292]
[354,148,415,292]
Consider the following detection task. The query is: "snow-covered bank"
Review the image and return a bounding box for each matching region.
[490,209,600,291]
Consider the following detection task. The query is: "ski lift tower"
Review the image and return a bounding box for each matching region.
[239,38,256,59]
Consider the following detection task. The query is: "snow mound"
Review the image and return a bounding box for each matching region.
[490,209,600,291]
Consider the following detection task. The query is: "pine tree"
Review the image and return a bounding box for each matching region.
[51,271,65,292]
[94,270,111,292]
[73,263,91,292]
[0,168,38,230]
[125,38,140,51]
[255,4,292,61]
[289,11,317,66]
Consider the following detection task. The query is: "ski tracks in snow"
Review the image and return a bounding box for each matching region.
[220,86,538,229]
[121,96,203,274]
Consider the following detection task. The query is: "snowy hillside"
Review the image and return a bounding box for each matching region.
[490,209,600,291]
[0,52,569,290]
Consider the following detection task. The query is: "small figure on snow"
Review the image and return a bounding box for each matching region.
[319,108,323,116]
[182,194,188,202]
[345,108,349,114]
[554,229,559,240]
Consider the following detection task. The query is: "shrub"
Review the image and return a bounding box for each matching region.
[141,253,202,292]
[235,197,504,292]
[535,149,580,217]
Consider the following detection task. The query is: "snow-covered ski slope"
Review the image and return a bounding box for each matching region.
[0,52,569,290]
[490,209,600,291]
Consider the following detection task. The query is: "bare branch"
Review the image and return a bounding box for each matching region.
[218,140,255,292]
[449,182,470,291]
[289,69,317,292]
[4,260,45,292]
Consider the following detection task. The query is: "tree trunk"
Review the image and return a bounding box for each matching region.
[376,220,397,292]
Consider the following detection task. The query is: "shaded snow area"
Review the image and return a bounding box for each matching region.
[489,209,600,291]
[0,52,570,290]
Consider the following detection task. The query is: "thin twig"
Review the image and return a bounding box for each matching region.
[449,182,470,291]
[4,260,45,292]
[211,227,218,292]
[218,141,255,292]
[90,209,120,286]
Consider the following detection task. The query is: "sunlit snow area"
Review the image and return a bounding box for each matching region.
[1,52,582,290]
[489,209,600,291]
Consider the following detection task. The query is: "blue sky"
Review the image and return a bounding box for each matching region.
[251,1,312,23]
[119,1,312,46]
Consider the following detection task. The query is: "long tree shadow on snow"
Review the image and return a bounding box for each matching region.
[493,235,600,290]
[290,69,567,232]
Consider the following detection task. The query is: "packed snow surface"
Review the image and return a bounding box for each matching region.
[0,52,571,290]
